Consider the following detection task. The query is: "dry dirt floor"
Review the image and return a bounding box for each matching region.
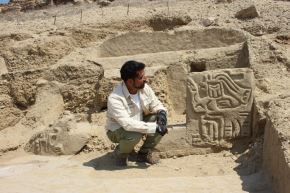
[0,149,273,193]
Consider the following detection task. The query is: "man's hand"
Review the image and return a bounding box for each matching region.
[156,110,167,126]
[156,124,168,136]
[156,110,168,136]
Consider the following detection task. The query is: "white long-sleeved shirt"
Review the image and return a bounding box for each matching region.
[105,81,167,134]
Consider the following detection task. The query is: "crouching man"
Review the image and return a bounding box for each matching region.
[106,60,168,166]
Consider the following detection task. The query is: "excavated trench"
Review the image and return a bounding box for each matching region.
[90,28,258,160]
[94,28,249,78]
[0,27,287,193]
[94,28,288,192]
[97,28,246,57]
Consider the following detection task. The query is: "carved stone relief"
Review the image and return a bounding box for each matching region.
[186,68,254,146]
[25,112,91,155]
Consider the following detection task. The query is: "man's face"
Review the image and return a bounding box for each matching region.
[133,69,147,90]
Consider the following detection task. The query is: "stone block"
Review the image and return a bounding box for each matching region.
[186,68,254,146]
[47,60,104,113]
[149,12,192,31]
[25,112,91,155]
[235,5,259,20]
[200,17,219,27]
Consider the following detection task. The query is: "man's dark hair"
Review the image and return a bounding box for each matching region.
[120,60,145,81]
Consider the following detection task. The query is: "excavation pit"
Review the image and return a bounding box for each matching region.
[91,28,257,160]
[94,28,249,78]
[0,2,290,193]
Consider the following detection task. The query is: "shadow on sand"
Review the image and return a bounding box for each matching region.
[231,139,274,193]
[83,152,150,171]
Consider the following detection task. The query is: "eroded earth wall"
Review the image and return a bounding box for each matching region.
[263,97,290,193]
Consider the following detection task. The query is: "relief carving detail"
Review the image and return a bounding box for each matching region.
[186,68,254,146]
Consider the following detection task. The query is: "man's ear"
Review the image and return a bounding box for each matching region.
[126,79,134,86]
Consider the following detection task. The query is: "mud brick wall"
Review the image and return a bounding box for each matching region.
[263,99,290,193]
[186,68,254,145]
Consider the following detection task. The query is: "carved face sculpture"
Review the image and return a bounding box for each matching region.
[25,115,91,155]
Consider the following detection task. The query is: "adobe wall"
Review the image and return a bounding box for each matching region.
[97,29,246,57]
[263,97,290,193]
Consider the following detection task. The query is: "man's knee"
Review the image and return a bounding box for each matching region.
[119,131,143,153]
[143,114,157,123]
[122,131,143,144]
[106,130,118,143]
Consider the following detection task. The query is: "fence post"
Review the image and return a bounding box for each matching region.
[53,15,56,25]
[167,1,169,16]
[127,3,130,15]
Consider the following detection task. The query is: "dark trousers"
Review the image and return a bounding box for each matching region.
[106,114,162,154]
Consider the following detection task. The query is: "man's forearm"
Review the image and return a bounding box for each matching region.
[116,117,157,134]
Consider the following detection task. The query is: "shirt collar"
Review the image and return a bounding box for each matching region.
[122,81,144,99]
[122,81,131,99]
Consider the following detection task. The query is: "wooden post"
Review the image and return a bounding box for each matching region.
[127,3,130,15]
[53,15,56,25]
[80,9,83,23]
[167,0,169,16]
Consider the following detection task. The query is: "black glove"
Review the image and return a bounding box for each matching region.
[156,110,167,126]
[156,110,168,136]
[156,124,168,136]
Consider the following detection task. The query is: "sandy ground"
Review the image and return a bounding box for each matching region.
[0,149,273,193]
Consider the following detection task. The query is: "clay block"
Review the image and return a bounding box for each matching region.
[186,68,254,145]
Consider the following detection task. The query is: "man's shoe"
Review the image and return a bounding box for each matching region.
[136,150,160,165]
[115,153,129,167]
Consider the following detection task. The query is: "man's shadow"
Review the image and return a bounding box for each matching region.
[83,151,150,171]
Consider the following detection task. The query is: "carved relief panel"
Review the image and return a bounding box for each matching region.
[186,68,254,145]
